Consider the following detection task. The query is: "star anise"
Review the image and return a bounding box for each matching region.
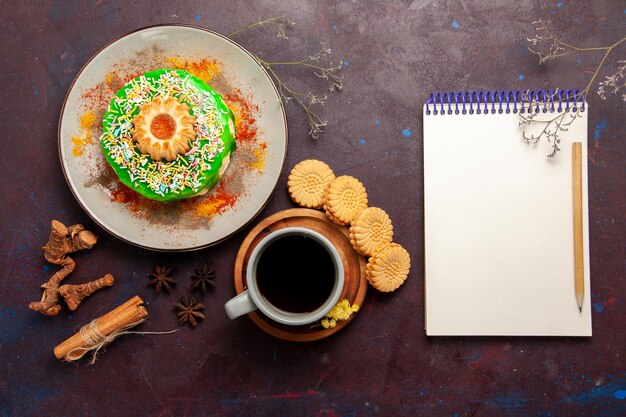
[190,263,217,294]
[174,295,205,327]
[147,265,177,294]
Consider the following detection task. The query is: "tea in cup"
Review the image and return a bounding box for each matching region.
[225,227,344,326]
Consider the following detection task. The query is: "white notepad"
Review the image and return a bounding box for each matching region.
[423,91,592,336]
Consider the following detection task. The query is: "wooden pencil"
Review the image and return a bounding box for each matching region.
[572,142,584,313]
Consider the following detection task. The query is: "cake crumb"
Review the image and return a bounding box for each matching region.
[80,112,96,130]
[72,111,96,156]
[249,142,267,172]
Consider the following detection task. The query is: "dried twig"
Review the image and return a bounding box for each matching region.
[597,59,626,102]
[527,20,626,99]
[519,103,584,158]
[229,17,343,139]
[228,15,294,39]
[523,21,625,156]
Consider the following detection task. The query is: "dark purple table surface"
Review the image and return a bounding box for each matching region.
[1,1,624,416]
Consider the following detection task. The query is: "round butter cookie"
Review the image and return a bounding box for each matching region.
[349,207,394,256]
[287,160,335,208]
[323,175,368,225]
[366,243,410,292]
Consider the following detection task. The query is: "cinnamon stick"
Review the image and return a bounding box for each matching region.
[54,295,147,360]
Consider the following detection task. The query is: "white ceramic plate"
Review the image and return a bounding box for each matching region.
[59,25,287,251]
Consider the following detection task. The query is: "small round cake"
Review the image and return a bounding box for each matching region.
[100,69,236,202]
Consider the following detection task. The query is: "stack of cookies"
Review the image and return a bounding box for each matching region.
[287,159,411,293]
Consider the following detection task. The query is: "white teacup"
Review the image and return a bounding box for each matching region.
[225,227,344,326]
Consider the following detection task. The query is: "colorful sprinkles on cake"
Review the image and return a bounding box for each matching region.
[75,52,265,225]
[100,69,234,201]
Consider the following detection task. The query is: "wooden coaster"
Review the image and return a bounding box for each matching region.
[233,208,367,342]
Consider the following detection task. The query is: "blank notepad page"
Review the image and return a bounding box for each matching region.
[423,95,591,336]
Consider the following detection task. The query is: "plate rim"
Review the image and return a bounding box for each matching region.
[57,24,288,252]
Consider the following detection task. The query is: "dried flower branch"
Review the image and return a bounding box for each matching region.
[257,46,343,139]
[228,16,295,39]
[229,17,343,139]
[597,59,626,102]
[523,21,625,156]
[519,102,584,158]
[527,20,626,100]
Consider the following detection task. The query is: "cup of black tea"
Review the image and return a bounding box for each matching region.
[225,227,344,326]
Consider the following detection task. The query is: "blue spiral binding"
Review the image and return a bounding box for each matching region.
[425,89,586,115]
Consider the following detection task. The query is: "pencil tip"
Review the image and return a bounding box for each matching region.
[579,306,582,313]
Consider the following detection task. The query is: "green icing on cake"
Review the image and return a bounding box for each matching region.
[100,69,236,202]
